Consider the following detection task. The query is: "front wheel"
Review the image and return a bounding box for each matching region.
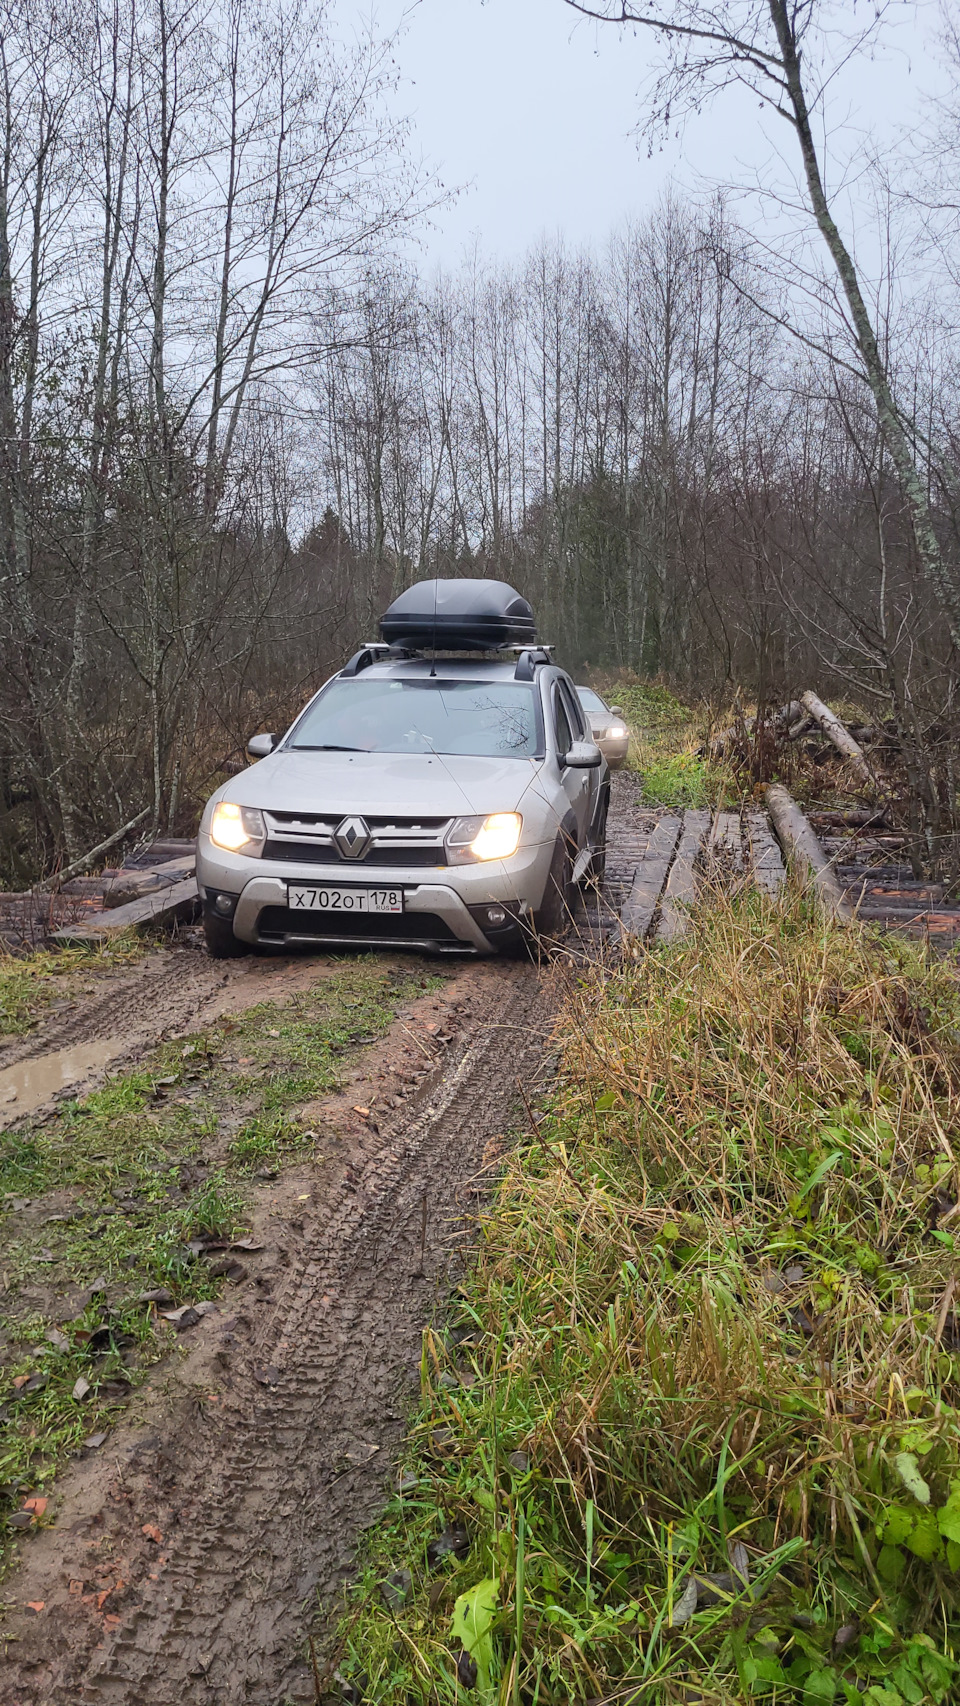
[203,909,248,959]
[529,835,576,947]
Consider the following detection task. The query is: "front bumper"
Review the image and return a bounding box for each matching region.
[197,838,556,954]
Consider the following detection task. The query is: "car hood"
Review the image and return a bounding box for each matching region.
[214,749,541,818]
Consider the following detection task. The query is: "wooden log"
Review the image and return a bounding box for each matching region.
[619,815,682,942]
[745,809,787,897]
[764,784,853,920]
[52,875,199,942]
[799,691,877,789]
[658,809,712,940]
[102,853,196,908]
[707,811,744,872]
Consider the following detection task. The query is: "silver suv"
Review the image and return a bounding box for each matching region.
[196,645,608,957]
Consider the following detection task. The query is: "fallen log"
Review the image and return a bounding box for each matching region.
[808,808,890,830]
[764,784,853,921]
[52,875,199,943]
[102,853,196,908]
[34,805,151,893]
[799,692,877,789]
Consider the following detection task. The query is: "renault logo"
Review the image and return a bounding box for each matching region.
[334,815,371,859]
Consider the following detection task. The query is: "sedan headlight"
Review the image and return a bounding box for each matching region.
[209,801,266,855]
[607,724,627,739]
[446,812,522,864]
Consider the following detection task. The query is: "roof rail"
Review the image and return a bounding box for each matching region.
[514,647,554,681]
[341,642,390,678]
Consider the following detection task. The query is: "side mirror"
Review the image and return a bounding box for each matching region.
[247,732,276,759]
[609,705,624,716]
[563,740,602,769]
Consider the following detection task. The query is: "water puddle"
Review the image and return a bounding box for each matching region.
[0,1038,124,1123]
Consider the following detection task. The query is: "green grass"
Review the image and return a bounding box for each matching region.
[328,893,960,1705]
[0,937,145,1038]
[601,678,736,808]
[637,748,732,808]
[0,961,440,1564]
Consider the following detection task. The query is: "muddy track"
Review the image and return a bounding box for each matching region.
[0,951,237,1077]
[1,960,552,1706]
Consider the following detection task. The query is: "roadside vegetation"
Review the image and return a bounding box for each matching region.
[0,938,145,1039]
[0,960,437,1569]
[600,679,736,809]
[331,892,960,1704]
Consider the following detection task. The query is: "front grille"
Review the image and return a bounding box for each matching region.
[267,812,449,832]
[263,840,443,868]
[262,811,451,867]
[256,906,459,943]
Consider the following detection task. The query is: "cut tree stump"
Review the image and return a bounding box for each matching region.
[657,809,712,941]
[764,784,852,920]
[53,875,199,942]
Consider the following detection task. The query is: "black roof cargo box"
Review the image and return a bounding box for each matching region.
[380,578,535,651]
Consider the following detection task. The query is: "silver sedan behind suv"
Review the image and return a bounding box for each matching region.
[197,646,609,957]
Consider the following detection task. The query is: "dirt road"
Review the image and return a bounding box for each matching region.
[0,776,688,1702]
[1,943,558,1704]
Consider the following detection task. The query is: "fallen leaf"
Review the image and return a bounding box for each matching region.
[160,1306,200,1329]
[46,1328,70,1351]
[352,1106,370,1118]
[266,1028,280,1038]
[296,1193,310,1201]
[84,1432,109,1449]
[25,1601,44,1614]
[22,1373,47,1394]
[253,1365,281,1387]
[88,1275,109,1294]
[138,1288,175,1306]
[102,1378,132,1401]
[12,1374,30,1390]
[22,1497,47,1517]
[72,1377,91,1402]
[141,1524,163,1544]
[68,1580,84,1595]
[8,1512,35,1529]
[103,1614,122,1628]
[230,1239,264,1252]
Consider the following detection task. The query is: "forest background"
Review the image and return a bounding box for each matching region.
[4,0,960,883]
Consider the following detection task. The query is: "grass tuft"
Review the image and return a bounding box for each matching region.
[334,892,960,1704]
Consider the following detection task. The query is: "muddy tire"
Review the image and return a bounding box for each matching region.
[586,800,608,888]
[203,910,247,959]
[530,835,576,946]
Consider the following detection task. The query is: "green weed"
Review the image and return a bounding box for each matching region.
[0,937,144,1039]
[333,893,960,1704]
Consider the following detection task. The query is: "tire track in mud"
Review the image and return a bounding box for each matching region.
[2,961,553,1706]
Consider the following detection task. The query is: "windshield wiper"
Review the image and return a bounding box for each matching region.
[291,743,364,751]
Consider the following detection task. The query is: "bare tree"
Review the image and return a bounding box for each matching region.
[563,0,960,650]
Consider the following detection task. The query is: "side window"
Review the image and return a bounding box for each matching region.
[553,685,573,756]
[560,680,585,738]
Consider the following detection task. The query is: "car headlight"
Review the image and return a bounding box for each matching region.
[209,801,266,855]
[608,724,627,738]
[445,812,522,864]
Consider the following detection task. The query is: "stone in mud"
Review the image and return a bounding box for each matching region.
[379,1568,412,1609]
[427,1525,469,1567]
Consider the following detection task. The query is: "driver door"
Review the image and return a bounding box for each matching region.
[552,678,593,852]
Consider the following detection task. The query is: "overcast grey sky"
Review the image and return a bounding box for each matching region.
[370,0,941,271]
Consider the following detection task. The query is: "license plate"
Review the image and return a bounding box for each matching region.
[287,884,404,914]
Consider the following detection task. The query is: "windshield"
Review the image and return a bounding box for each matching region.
[576,687,608,713]
[287,677,541,758]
